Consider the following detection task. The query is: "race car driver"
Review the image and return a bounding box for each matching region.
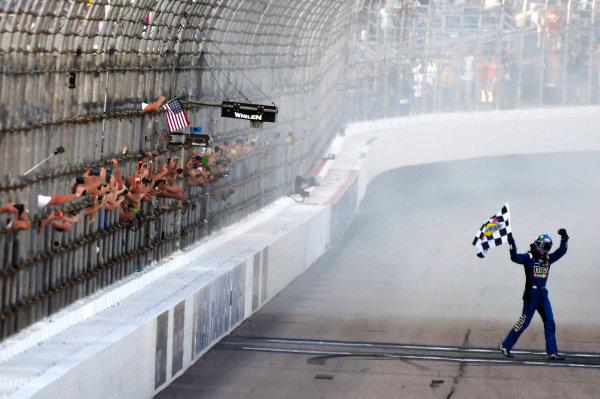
[499,229,569,360]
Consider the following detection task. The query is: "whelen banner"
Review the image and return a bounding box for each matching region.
[221,101,278,123]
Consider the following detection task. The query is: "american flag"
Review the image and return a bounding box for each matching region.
[163,99,190,132]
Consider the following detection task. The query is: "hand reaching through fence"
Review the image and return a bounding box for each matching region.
[85,196,106,225]
[1,203,31,231]
[51,212,81,232]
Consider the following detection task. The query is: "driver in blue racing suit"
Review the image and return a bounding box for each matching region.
[499,229,569,360]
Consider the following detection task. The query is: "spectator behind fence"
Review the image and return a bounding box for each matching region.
[219,141,238,168]
[145,156,187,202]
[50,212,81,232]
[478,55,491,104]
[118,180,145,222]
[119,201,139,222]
[440,54,458,111]
[38,185,87,208]
[104,172,126,212]
[501,53,518,109]
[37,209,80,233]
[184,150,210,188]
[156,179,187,201]
[84,195,106,225]
[545,5,563,51]
[459,48,474,110]
[124,168,156,203]
[530,4,542,48]
[412,58,424,114]
[215,187,235,202]
[424,59,437,112]
[28,127,248,232]
[37,167,106,209]
[487,54,500,105]
[165,156,184,181]
[379,3,389,40]
[1,203,31,231]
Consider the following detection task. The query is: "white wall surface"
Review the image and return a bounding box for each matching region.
[346,108,600,204]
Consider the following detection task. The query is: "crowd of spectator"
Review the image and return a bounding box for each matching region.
[2,126,293,240]
[366,0,587,27]
[360,0,600,115]
[365,0,591,51]
[398,46,523,114]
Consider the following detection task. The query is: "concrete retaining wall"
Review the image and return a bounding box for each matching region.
[3,200,337,399]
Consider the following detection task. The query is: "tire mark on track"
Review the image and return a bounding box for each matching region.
[218,336,600,369]
[446,329,470,399]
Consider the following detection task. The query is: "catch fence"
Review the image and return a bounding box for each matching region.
[0,0,354,339]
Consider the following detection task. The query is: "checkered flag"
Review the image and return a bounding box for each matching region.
[472,203,511,258]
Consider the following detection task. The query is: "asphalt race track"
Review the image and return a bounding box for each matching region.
[156,151,600,399]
